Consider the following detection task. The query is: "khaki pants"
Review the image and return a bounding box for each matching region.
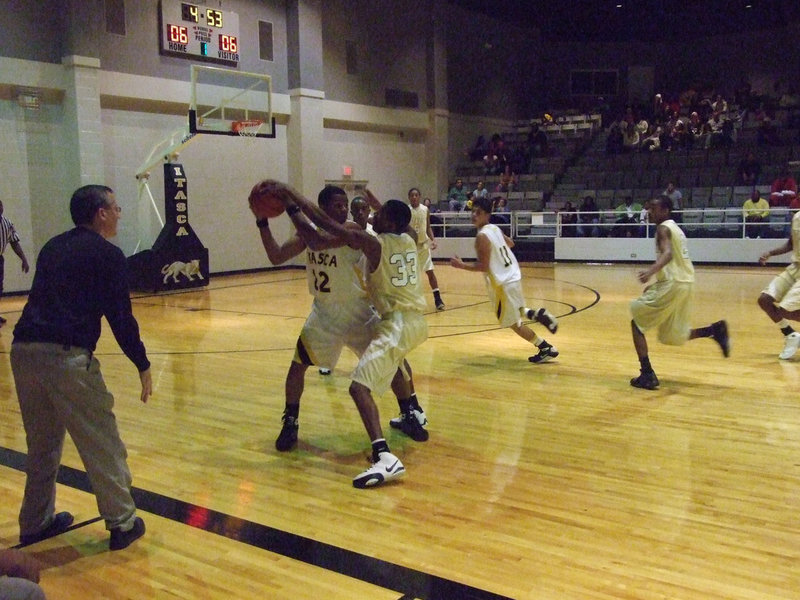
[10,342,137,533]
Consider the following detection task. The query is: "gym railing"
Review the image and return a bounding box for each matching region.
[430,208,793,240]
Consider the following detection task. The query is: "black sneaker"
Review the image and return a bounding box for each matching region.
[711,320,730,357]
[527,308,558,334]
[275,415,299,451]
[529,344,559,364]
[0,315,6,326]
[109,516,145,551]
[392,411,429,442]
[630,370,660,390]
[435,299,446,311]
[19,511,74,545]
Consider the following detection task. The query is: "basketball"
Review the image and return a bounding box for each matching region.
[248,179,286,218]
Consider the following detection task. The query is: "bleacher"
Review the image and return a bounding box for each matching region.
[547,115,799,215]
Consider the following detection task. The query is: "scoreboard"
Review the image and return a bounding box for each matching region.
[159,0,240,65]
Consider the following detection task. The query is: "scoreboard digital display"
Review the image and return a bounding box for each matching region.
[159,0,240,65]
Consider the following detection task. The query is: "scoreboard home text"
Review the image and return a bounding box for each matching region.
[159,0,240,65]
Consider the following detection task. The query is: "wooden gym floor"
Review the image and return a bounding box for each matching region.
[1,262,798,600]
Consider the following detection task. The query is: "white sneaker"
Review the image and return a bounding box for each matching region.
[352,451,405,489]
[779,332,800,360]
[389,409,428,429]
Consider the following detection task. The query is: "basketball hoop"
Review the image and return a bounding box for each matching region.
[232,119,265,138]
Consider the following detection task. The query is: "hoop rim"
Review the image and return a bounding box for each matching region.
[232,119,265,135]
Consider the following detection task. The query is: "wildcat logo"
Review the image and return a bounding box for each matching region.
[161,259,204,284]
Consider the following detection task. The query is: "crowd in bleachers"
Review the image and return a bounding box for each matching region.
[444,85,800,243]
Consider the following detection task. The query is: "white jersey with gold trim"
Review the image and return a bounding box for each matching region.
[479,223,521,287]
[367,232,427,315]
[305,226,368,303]
[408,203,430,247]
[657,219,694,283]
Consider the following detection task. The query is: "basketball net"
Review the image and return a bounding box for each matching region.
[232,119,265,138]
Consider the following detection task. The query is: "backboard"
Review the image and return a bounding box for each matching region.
[189,64,275,138]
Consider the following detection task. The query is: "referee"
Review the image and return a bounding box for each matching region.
[0,200,30,326]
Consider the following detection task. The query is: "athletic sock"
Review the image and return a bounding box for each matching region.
[779,319,794,336]
[371,438,390,461]
[284,404,299,420]
[397,397,413,413]
[639,355,653,373]
[408,393,422,412]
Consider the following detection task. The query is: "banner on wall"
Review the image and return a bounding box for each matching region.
[127,163,209,292]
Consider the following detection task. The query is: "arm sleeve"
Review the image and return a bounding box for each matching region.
[104,249,150,372]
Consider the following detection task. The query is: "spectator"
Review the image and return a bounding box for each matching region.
[639,200,651,237]
[743,189,770,238]
[496,167,517,193]
[483,134,508,175]
[614,196,643,237]
[527,124,548,161]
[622,122,640,152]
[472,180,488,202]
[492,195,510,214]
[669,119,691,151]
[758,117,779,146]
[578,195,600,237]
[606,122,624,155]
[641,125,662,152]
[447,178,469,212]
[491,196,510,225]
[705,113,725,148]
[422,197,440,213]
[688,111,705,149]
[652,93,667,123]
[560,201,578,237]
[769,170,798,207]
[737,152,761,186]
[468,135,487,162]
[662,182,683,211]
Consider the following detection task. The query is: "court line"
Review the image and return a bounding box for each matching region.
[0,447,513,600]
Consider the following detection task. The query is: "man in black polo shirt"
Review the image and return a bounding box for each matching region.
[11,185,152,551]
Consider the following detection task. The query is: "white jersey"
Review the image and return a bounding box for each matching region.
[305,230,368,303]
[791,211,800,264]
[408,203,430,246]
[479,223,521,287]
[368,232,427,315]
[657,219,694,283]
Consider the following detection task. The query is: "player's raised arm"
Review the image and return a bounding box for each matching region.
[276,184,381,267]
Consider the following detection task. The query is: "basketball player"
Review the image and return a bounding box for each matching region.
[278,187,428,488]
[365,188,444,310]
[252,186,428,455]
[351,196,428,432]
[450,196,560,363]
[629,195,730,389]
[757,208,800,359]
[406,188,445,310]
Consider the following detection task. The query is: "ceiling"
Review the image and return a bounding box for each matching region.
[449,1,799,42]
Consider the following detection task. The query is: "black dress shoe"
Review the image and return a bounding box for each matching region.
[109,516,145,551]
[19,511,74,545]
